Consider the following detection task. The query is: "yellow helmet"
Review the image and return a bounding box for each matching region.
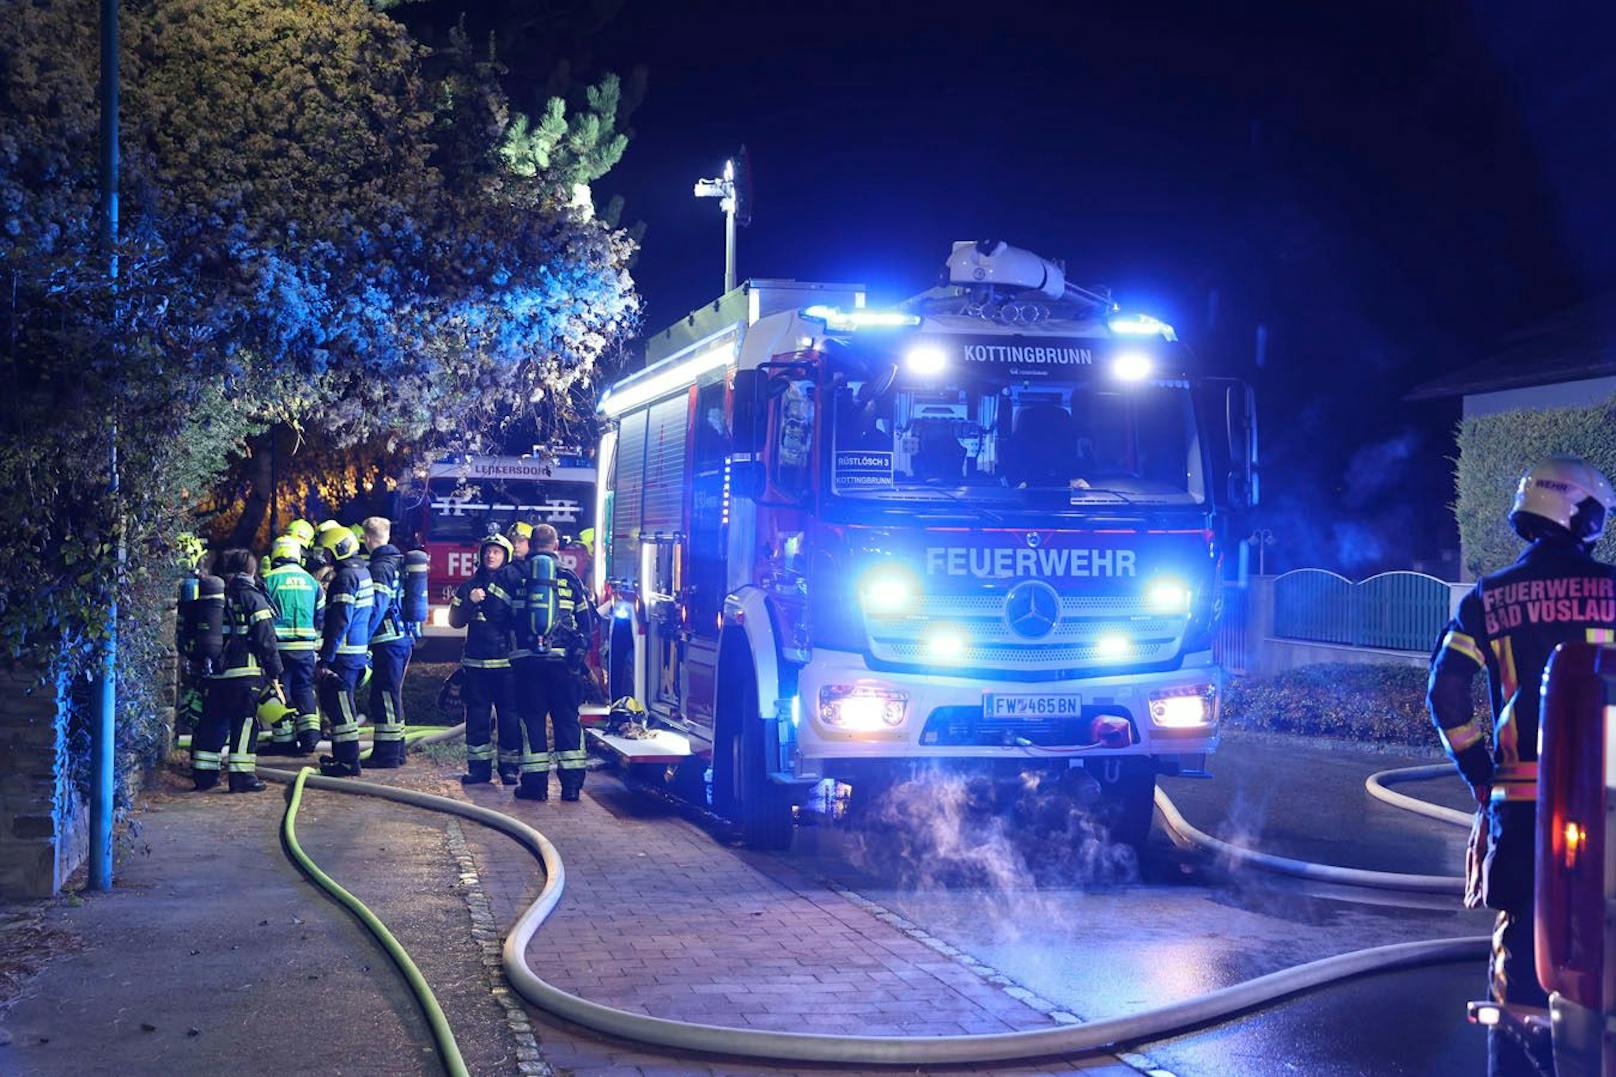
[257,696,295,727]
[270,535,303,563]
[319,523,361,561]
[285,519,316,545]
[512,521,534,540]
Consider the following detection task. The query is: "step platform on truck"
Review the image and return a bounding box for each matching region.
[586,726,693,765]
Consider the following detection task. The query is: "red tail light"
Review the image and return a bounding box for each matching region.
[1535,642,1614,1010]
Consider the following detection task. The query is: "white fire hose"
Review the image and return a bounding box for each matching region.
[261,750,1488,1067]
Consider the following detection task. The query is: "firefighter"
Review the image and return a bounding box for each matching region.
[263,535,324,755]
[510,524,597,802]
[450,533,515,785]
[316,524,375,778]
[510,520,533,563]
[364,515,413,768]
[1427,455,1616,1077]
[284,518,316,548]
[191,548,282,793]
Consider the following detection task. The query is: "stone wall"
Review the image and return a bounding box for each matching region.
[0,660,80,898]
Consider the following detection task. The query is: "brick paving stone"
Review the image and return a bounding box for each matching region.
[441,766,1144,1076]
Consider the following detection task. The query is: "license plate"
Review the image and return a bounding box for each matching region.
[984,693,1082,719]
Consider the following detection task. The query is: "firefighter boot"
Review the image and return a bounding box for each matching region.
[319,754,361,778]
[192,772,220,792]
[559,773,584,802]
[228,772,266,793]
[499,766,519,786]
[514,774,549,801]
[295,729,321,755]
[460,760,493,786]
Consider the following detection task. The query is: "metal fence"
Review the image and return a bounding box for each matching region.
[1271,569,1451,653]
[1214,583,1251,675]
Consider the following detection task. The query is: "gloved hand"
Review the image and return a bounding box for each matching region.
[259,679,286,706]
[316,661,335,683]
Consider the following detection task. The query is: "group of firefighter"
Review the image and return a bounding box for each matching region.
[178,516,423,791]
[178,513,596,804]
[448,521,597,801]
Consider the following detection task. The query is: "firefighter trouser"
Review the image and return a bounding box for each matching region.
[513,656,585,795]
[1485,803,1552,1077]
[368,639,413,767]
[276,649,320,751]
[193,677,260,787]
[462,664,512,782]
[317,658,366,771]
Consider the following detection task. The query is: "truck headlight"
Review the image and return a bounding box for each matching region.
[1148,685,1217,729]
[819,684,907,731]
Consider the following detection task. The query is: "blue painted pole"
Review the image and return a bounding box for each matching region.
[89,0,119,892]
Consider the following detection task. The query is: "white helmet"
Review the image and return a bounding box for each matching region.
[1510,455,1616,542]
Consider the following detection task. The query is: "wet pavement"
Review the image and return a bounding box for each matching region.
[778,732,1492,1076]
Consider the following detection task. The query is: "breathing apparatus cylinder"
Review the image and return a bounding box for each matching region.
[177,576,201,658]
[525,552,558,642]
[402,550,430,624]
[196,574,226,669]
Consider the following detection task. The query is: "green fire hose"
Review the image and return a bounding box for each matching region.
[262,755,1487,1068]
[279,767,469,1077]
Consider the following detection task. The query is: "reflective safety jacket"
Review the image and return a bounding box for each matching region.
[1430,539,1616,802]
[265,558,324,653]
[214,573,284,682]
[449,565,513,668]
[368,544,407,645]
[511,556,595,661]
[320,556,375,663]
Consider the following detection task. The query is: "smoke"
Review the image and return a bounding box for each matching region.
[845,766,1139,940]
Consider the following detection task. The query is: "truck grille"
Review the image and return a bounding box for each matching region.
[863,592,1186,673]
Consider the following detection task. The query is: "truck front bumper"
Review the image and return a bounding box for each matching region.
[793,648,1221,764]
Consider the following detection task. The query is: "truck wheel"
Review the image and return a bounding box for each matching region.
[736,677,794,851]
[1091,757,1156,852]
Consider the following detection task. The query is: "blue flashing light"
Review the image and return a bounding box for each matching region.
[926,626,967,664]
[613,601,634,620]
[1095,633,1133,659]
[1146,577,1193,614]
[1108,312,1177,341]
[804,305,921,331]
[861,565,920,615]
[905,345,947,375]
[1112,350,1153,382]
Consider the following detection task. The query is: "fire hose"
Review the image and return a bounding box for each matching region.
[261,752,1487,1069]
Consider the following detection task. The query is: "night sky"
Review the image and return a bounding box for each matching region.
[409,1,1616,576]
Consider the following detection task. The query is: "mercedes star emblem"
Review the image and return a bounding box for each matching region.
[1004,580,1061,640]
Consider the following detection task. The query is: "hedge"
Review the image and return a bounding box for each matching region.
[1222,663,1488,748]
[1455,394,1616,575]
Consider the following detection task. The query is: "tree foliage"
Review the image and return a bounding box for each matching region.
[0,0,639,805]
[1454,395,1616,574]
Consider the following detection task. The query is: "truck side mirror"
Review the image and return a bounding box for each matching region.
[1224,382,1260,509]
[730,369,767,455]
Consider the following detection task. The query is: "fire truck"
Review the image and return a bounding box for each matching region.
[1470,640,1616,1076]
[592,241,1257,850]
[399,453,596,625]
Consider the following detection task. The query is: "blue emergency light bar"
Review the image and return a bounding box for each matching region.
[803,305,921,331]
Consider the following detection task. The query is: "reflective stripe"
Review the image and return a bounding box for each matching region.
[296,712,322,732]
[331,593,354,604]
[462,657,511,669]
[336,644,370,656]
[1441,630,1483,666]
[450,597,462,607]
[467,743,495,761]
[1588,628,1616,644]
[1439,718,1486,754]
[250,608,274,623]
[227,756,257,773]
[192,750,222,766]
[277,640,320,652]
[487,584,512,602]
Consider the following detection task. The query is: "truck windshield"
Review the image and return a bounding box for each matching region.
[830,371,1206,505]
